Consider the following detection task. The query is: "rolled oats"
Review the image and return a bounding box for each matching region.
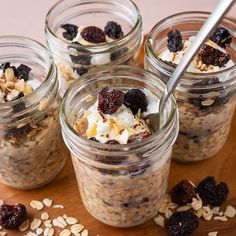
[60,229,72,236]
[208,232,218,236]
[164,209,173,219]
[214,216,228,222]
[36,227,44,235]
[81,229,89,236]
[191,197,203,211]
[19,219,30,231]
[26,232,37,236]
[44,220,52,228]
[43,198,53,207]
[71,224,84,234]
[30,218,42,231]
[66,217,78,225]
[41,212,50,220]
[224,205,236,218]
[30,200,44,211]
[52,217,66,228]
[154,215,165,227]
[44,227,54,236]
[52,205,64,209]
[203,210,213,221]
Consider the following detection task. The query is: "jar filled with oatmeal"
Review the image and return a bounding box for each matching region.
[60,66,179,227]
[45,0,142,97]
[144,12,236,162]
[0,36,67,190]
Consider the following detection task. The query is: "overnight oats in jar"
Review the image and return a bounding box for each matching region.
[60,66,178,227]
[45,0,142,97]
[0,36,66,190]
[144,12,236,162]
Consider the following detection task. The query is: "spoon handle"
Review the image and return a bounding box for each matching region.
[160,0,235,115]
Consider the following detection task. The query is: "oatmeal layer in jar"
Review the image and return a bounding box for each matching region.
[0,36,66,190]
[145,12,236,162]
[60,66,178,227]
[46,0,142,97]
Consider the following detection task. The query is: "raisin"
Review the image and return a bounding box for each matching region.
[81,26,106,44]
[12,92,25,112]
[197,176,229,206]
[214,93,229,105]
[0,62,11,71]
[199,44,230,67]
[104,21,124,39]
[160,59,177,68]
[16,64,31,81]
[70,55,91,65]
[5,124,32,139]
[73,67,89,76]
[0,204,27,229]
[105,140,120,144]
[167,30,183,52]
[127,131,151,143]
[171,180,197,205]
[98,87,124,115]
[124,88,148,114]
[165,211,199,236]
[210,27,232,48]
[110,47,128,61]
[61,24,78,41]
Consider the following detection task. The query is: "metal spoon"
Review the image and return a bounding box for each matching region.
[147,0,235,132]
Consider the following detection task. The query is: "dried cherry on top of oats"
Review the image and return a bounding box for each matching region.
[61,24,78,41]
[171,180,197,205]
[199,44,230,67]
[81,26,106,44]
[167,29,183,53]
[197,176,229,206]
[0,203,27,229]
[124,88,148,114]
[104,21,124,39]
[210,27,232,48]
[98,87,124,115]
[165,211,199,236]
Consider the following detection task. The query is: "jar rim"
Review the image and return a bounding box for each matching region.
[45,0,142,50]
[0,35,56,108]
[145,11,236,80]
[60,65,178,166]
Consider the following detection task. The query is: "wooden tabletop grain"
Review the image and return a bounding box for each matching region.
[1,42,236,236]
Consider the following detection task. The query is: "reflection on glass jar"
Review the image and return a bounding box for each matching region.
[45,0,142,97]
[60,66,178,227]
[144,12,236,162]
[0,36,67,190]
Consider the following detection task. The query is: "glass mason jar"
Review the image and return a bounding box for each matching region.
[0,36,67,190]
[45,0,142,97]
[60,66,179,227]
[144,12,236,162]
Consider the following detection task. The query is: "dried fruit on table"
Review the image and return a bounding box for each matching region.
[61,24,78,41]
[197,176,229,206]
[81,26,106,44]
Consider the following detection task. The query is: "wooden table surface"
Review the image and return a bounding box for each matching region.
[1,42,236,236]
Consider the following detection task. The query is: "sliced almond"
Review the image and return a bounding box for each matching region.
[66,217,78,225]
[41,212,50,220]
[191,197,202,211]
[71,224,84,234]
[30,200,44,210]
[154,215,165,227]
[19,219,30,231]
[224,205,236,218]
[43,198,53,207]
[81,229,89,236]
[60,229,72,236]
[208,232,218,236]
[30,218,42,231]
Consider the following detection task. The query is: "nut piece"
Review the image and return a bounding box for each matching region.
[224,205,236,218]
[41,212,50,220]
[19,219,30,231]
[66,217,78,225]
[214,216,228,222]
[154,215,165,227]
[81,229,89,236]
[208,232,218,236]
[71,224,85,234]
[60,229,72,236]
[43,198,53,207]
[30,200,44,210]
[30,218,42,231]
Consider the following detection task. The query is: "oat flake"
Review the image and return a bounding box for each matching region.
[66,217,78,225]
[81,229,89,236]
[30,218,42,231]
[154,215,165,227]
[36,227,44,235]
[43,198,53,207]
[224,205,236,218]
[19,219,30,231]
[71,224,85,234]
[30,200,44,210]
[60,229,72,236]
[41,212,50,220]
[44,227,54,236]
[208,232,218,236]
